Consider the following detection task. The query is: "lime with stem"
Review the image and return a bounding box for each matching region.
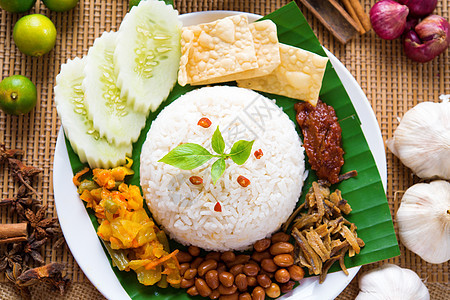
[0,75,37,115]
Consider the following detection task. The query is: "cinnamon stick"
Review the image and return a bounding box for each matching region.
[347,0,371,31]
[0,222,28,244]
[341,0,366,34]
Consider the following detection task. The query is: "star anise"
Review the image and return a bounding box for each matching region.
[16,262,69,296]
[0,243,23,272]
[22,236,47,265]
[23,204,58,240]
[0,144,24,165]
[8,158,42,198]
[0,185,40,217]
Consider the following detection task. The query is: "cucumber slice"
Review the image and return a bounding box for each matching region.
[114,0,181,113]
[54,57,132,169]
[83,31,147,146]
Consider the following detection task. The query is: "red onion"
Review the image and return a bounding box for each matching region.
[404,15,450,63]
[370,0,409,40]
[397,0,437,17]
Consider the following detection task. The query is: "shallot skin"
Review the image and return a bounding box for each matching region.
[404,15,450,63]
[370,0,409,40]
[398,0,437,17]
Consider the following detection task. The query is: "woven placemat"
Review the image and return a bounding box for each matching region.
[0,0,448,299]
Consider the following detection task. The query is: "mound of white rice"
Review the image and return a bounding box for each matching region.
[140,86,305,251]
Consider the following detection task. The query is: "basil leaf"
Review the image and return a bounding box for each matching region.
[158,143,212,170]
[211,126,225,154]
[229,140,255,165]
[211,158,226,185]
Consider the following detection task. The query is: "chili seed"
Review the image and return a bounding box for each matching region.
[254,149,263,159]
[214,202,222,212]
[198,117,212,128]
[237,175,250,187]
[189,176,203,185]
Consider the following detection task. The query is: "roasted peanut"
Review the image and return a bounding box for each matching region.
[191,257,204,269]
[247,276,257,287]
[187,285,199,296]
[209,289,220,299]
[280,281,295,293]
[206,251,221,261]
[271,232,290,244]
[176,251,192,263]
[239,292,252,300]
[261,258,277,273]
[188,245,201,257]
[180,263,190,276]
[195,278,212,297]
[269,242,294,256]
[253,238,271,252]
[217,262,227,274]
[288,265,305,281]
[219,293,239,300]
[229,264,244,276]
[235,273,247,291]
[243,263,259,276]
[218,284,237,295]
[227,255,250,268]
[274,268,290,283]
[251,250,271,263]
[273,254,294,267]
[259,269,274,279]
[198,259,218,277]
[180,278,195,289]
[220,251,236,263]
[184,268,197,280]
[257,274,272,288]
[219,272,234,287]
[265,283,281,298]
[251,286,265,300]
[205,270,220,290]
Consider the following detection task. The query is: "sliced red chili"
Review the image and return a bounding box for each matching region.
[237,175,250,187]
[197,117,212,128]
[254,149,263,159]
[214,202,222,212]
[189,176,203,185]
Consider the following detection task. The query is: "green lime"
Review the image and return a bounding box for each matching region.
[129,0,142,11]
[13,14,56,57]
[0,75,37,115]
[0,0,36,13]
[42,0,78,12]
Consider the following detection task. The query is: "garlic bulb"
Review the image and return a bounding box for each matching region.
[387,95,450,179]
[356,264,429,300]
[396,180,450,264]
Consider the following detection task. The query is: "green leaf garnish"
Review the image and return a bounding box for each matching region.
[211,126,225,154]
[230,140,255,165]
[159,127,254,184]
[158,143,212,170]
[211,158,226,184]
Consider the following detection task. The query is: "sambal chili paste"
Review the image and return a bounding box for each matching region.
[294,100,344,184]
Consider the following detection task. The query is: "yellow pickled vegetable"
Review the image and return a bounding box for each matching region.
[73,161,180,286]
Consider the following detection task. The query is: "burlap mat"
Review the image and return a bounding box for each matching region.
[0,0,448,299]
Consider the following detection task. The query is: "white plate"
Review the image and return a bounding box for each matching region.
[53,11,387,300]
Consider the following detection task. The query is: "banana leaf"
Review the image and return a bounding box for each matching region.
[66,2,399,299]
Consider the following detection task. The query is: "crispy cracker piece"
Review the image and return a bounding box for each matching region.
[193,20,281,85]
[178,14,259,86]
[237,43,329,106]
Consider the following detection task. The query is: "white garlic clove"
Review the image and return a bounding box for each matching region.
[386,96,450,180]
[396,180,450,264]
[356,264,429,300]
